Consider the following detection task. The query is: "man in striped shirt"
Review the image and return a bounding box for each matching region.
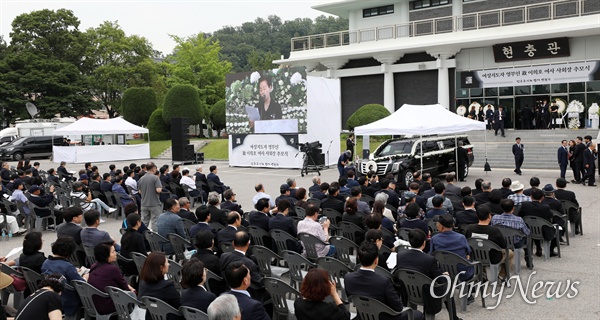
[491,199,531,267]
[507,181,531,206]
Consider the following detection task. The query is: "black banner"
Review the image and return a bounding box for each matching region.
[493,37,570,62]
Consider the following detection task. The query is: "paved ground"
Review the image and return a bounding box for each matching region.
[1,158,598,319]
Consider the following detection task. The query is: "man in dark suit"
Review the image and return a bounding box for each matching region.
[582,143,597,186]
[249,198,271,232]
[519,189,559,257]
[572,137,586,183]
[268,199,301,253]
[220,231,264,290]
[221,189,243,215]
[57,207,83,245]
[498,178,514,199]
[207,165,228,194]
[207,193,228,226]
[557,140,569,179]
[223,260,270,320]
[396,229,459,320]
[375,179,400,209]
[100,173,113,192]
[512,137,524,175]
[57,161,75,181]
[345,242,423,320]
[540,100,549,129]
[358,177,376,198]
[192,230,221,276]
[520,104,532,130]
[311,182,328,200]
[454,195,478,226]
[275,184,296,208]
[194,165,210,195]
[177,197,198,223]
[189,205,218,239]
[308,176,321,194]
[554,178,580,233]
[485,105,494,130]
[320,185,345,214]
[492,105,506,137]
[217,211,242,247]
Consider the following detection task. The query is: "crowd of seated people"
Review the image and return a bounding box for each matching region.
[0,158,587,320]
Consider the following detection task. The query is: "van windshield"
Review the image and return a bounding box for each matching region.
[7,137,27,146]
[376,141,413,157]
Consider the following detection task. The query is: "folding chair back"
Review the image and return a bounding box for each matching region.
[168,233,193,263]
[269,229,298,254]
[262,277,300,320]
[322,208,343,227]
[144,230,168,253]
[251,245,289,278]
[106,286,145,320]
[141,296,182,320]
[20,266,43,292]
[248,225,271,247]
[294,206,306,219]
[131,252,147,275]
[281,250,316,290]
[298,232,327,261]
[350,295,411,320]
[337,221,364,245]
[179,306,208,320]
[329,236,358,267]
[72,280,117,320]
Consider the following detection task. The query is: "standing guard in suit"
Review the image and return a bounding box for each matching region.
[540,100,549,129]
[485,105,494,130]
[582,143,597,187]
[512,137,524,176]
[557,140,569,179]
[493,106,506,137]
[520,104,532,130]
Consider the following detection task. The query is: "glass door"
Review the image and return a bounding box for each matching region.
[498,98,514,129]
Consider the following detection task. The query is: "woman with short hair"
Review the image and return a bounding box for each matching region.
[15,273,64,320]
[87,242,135,315]
[41,236,87,320]
[294,269,349,320]
[17,231,46,274]
[180,258,216,313]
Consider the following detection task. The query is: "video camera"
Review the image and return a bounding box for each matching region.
[298,141,322,153]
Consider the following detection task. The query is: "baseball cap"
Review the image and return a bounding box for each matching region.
[79,174,89,180]
[28,185,42,193]
[542,184,556,194]
[280,184,290,193]
[404,191,417,201]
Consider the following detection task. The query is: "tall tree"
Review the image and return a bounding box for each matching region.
[1,9,96,119]
[167,33,232,107]
[83,21,156,118]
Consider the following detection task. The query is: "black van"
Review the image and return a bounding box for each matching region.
[0,136,63,160]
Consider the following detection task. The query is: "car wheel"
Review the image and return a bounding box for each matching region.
[13,152,23,161]
[463,163,469,178]
[400,169,414,189]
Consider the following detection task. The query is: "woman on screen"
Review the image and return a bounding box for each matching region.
[257,74,282,120]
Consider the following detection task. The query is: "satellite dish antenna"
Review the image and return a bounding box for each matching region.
[25,102,38,119]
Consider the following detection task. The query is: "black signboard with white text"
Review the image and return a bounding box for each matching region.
[493,37,570,63]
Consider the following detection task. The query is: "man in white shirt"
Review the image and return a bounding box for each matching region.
[180,168,201,198]
[251,183,274,208]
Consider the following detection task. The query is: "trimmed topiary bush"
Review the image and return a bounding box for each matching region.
[346,104,390,131]
[147,108,171,141]
[162,84,204,125]
[121,87,157,126]
[210,99,226,137]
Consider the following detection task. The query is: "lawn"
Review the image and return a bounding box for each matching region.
[127,139,172,158]
[199,139,228,160]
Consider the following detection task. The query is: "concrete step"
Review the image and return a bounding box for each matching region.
[157,140,210,159]
[466,129,599,169]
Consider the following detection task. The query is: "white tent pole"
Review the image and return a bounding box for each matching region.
[420,135,423,173]
[455,135,458,174]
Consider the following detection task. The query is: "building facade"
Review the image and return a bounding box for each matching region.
[275,0,600,129]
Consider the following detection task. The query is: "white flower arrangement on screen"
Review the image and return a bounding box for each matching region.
[566,100,584,113]
[456,105,466,116]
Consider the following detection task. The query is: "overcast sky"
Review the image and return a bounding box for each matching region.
[0,0,337,54]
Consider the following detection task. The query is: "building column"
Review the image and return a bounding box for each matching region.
[427,50,456,109]
[374,54,403,114]
[453,0,464,31]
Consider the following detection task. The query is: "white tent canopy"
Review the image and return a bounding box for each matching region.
[354,103,486,135]
[53,117,150,163]
[54,117,148,135]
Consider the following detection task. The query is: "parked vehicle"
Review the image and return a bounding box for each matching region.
[0,136,63,160]
[355,135,475,189]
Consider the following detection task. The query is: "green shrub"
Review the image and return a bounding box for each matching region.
[162,84,204,125]
[121,87,157,126]
[346,104,390,131]
[148,108,171,141]
[210,99,226,137]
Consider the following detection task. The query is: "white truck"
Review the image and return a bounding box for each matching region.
[0,118,76,145]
